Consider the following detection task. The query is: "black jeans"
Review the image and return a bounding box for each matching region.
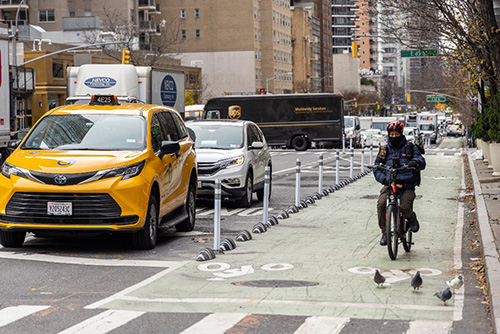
[377,186,416,233]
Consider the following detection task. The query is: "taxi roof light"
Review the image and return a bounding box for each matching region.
[89,95,120,106]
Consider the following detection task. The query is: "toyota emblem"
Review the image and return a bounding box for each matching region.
[54,175,67,185]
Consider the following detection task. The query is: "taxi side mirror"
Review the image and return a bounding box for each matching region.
[159,141,180,160]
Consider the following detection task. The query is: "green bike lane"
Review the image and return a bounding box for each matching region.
[87,154,464,321]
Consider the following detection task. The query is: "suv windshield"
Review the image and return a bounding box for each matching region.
[189,123,243,149]
[21,114,146,151]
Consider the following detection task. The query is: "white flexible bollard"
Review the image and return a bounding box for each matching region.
[213,178,221,253]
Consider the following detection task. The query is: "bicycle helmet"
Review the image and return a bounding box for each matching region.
[387,121,404,134]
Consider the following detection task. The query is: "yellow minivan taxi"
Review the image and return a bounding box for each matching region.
[0,96,197,250]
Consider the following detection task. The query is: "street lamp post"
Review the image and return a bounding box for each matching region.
[319,75,334,93]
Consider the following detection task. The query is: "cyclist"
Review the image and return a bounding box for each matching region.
[374,121,426,246]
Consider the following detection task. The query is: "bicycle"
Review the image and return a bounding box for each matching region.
[370,160,416,260]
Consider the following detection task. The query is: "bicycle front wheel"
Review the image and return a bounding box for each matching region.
[386,204,398,260]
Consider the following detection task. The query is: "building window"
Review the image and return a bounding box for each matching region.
[52,63,64,78]
[194,8,200,18]
[180,9,186,19]
[195,29,200,38]
[39,9,55,22]
[84,10,91,17]
[69,11,75,17]
[181,30,186,39]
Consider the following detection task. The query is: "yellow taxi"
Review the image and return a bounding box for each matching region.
[0,96,197,250]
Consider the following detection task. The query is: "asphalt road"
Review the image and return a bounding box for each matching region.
[0,137,491,334]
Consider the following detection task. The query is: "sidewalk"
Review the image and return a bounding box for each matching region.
[469,151,500,334]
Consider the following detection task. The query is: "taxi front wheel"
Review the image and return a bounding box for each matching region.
[132,194,158,250]
[0,230,26,248]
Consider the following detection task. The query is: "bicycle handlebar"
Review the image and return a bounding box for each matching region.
[368,164,416,175]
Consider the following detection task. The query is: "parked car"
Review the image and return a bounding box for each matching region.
[444,126,464,137]
[0,95,198,250]
[362,129,386,147]
[186,119,272,207]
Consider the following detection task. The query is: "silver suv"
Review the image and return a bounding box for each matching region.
[186,120,272,207]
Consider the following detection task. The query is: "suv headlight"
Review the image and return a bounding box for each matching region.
[82,160,146,184]
[220,156,244,169]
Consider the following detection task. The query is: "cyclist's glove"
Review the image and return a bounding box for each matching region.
[408,160,418,168]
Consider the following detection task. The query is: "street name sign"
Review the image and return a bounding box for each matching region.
[401,49,438,58]
[427,96,446,102]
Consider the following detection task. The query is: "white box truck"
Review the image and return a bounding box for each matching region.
[0,25,11,162]
[66,64,185,113]
[417,113,438,144]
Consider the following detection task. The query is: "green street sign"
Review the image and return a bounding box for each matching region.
[401,49,438,58]
[427,96,446,102]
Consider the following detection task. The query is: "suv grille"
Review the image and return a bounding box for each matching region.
[5,193,123,224]
[198,162,223,176]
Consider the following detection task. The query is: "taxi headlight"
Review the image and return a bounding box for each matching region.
[101,160,145,180]
[220,156,244,169]
[2,163,34,180]
[83,160,146,183]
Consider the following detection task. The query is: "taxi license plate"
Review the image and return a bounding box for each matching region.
[47,202,72,216]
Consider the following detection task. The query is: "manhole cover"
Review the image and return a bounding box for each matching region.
[232,280,319,288]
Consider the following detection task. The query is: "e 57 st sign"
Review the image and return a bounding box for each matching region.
[401,49,438,58]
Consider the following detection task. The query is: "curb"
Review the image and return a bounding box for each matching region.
[468,152,500,334]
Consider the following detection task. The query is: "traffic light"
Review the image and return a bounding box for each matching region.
[121,48,130,64]
[351,41,358,58]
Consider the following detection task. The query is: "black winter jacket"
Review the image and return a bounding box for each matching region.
[373,136,426,190]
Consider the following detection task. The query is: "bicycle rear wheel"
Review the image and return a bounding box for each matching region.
[402,218,412,252]
[386,204,398,260]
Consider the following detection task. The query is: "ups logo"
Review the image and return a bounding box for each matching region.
[228,105,241,119]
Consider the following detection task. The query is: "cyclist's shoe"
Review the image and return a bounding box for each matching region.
[380,234,387,246]
[410,213,420,233]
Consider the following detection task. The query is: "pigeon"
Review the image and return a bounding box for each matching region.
[411,271,423,291]
[374,269,386,287]
[434,287,453,305]
[446,275,464,291]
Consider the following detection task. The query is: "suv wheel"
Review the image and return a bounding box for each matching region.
[237,173,253,207]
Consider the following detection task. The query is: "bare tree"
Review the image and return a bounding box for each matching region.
[369,0,500,99]
[83,7,182,67]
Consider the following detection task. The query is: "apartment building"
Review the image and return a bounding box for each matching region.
[291,6,314,92]
[0,0,161,50]
[159,0,293,97]
[293,0,332,92]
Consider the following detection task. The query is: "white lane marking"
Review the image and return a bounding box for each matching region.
[179,313,248,334]
[117,296,453,312]
[85,262,188,309]
[294,316,349,334]
[0,252,187,268]
[406,320,452,334]
[58,310,144,334]
[0,305,50,327]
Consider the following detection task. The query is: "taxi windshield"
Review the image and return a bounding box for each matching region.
[21,114,146,151]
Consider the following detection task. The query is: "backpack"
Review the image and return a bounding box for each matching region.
[405,142,422,186]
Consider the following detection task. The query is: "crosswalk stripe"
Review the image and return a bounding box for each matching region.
[0,305,50,327]
[294,316,350,334]
[406,320,452,334]
[179,313,249,334]
[58,310,145,334]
